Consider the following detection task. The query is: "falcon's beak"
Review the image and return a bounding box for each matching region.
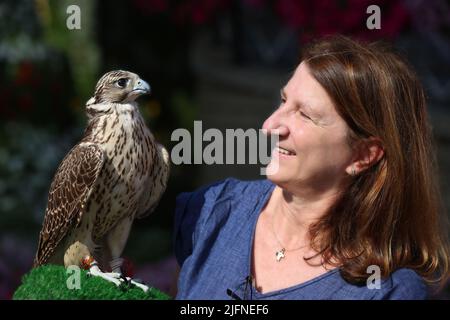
[132,79,151,95]
[125,78,151,102]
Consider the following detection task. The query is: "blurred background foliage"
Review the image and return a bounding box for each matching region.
[0,0,449,299]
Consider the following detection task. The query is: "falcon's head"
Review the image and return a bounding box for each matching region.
[90,70,151,104]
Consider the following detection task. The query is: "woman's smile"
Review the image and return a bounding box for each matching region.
[274,145,296,157]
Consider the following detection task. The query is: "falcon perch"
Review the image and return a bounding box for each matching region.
[34,70,170,291]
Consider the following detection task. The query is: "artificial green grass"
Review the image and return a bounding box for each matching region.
[13,265,171,300]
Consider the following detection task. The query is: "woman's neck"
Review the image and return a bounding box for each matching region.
[269,185,341,249]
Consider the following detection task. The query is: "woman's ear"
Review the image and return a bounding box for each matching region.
[347,137,384,175]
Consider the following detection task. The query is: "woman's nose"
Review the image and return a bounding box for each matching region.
[262,109,289,136]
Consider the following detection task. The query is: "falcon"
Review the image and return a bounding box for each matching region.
[33,70,170,291]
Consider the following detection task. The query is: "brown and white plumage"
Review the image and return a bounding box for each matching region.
[33,71,170,289]
[34,144,105,266]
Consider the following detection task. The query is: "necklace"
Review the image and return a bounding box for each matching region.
[270,212,308,262]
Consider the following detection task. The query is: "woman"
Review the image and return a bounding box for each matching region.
[173,36,450,299]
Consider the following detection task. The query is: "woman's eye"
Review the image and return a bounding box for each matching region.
[300,111,311,120]
[117,78,128,88]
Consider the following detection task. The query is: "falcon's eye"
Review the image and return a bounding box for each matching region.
[116,78,128,88]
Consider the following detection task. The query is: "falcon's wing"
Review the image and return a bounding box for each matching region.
[33,143,105,267]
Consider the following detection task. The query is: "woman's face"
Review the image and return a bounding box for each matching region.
[263,62,354,194]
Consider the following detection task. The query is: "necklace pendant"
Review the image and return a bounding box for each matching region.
[275,248,286,262]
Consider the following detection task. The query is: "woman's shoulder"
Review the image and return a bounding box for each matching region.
[319,268,428,300]
[374,268,428,300]
[197,177,273,198]
[173,178,273,266]
[176,177,272,210]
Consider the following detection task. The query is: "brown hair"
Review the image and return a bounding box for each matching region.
[302,35,450,289]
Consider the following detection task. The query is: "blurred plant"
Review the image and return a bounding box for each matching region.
[171,90,198,131]
[231,0,410,67]
[0,0,41,51]
[0,122,81,234]
[0,121,82,299]
[129,0,411,68]
[0,0,102,126]
[35,0,100,108]
[272,0,410,42]
[0,59,76,127]
[0,0,81,127]
[0,233,35,300]
[400,0,450,106]
[132,0,229,26]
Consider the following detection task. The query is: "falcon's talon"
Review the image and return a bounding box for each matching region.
[87,265,122,287]
[103,272,122,279]
[129,279,149,292]
[120,274,130,285]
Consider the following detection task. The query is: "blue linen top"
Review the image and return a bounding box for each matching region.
[174,178,428,300]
